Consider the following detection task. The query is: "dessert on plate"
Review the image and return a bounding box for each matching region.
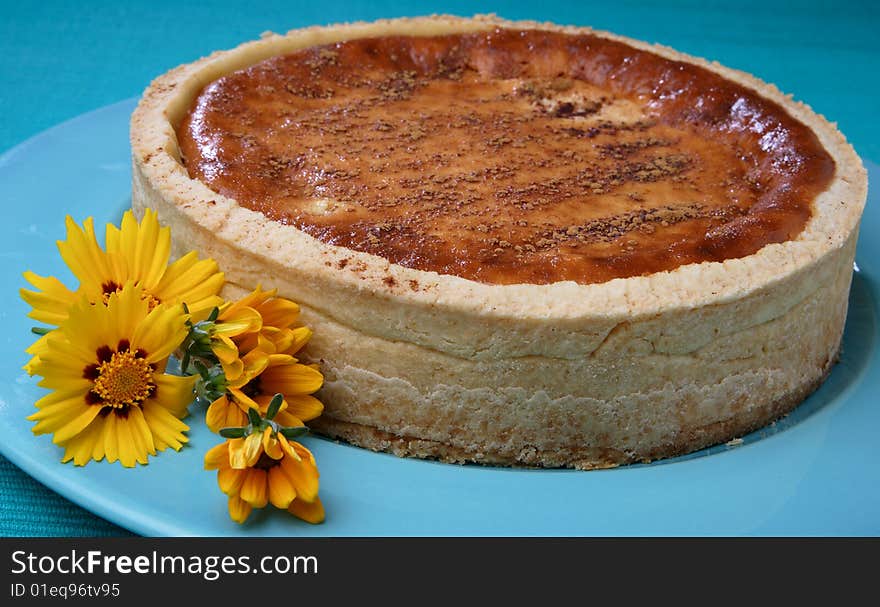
[130,15,867,468]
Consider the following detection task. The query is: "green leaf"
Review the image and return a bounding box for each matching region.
[207,306,220,322]
[219,427,246,439]
[266,393,283,420]
[193,360,211,380]
[247,407,262,427]
[30,326,51,336]
[280,426,309,440]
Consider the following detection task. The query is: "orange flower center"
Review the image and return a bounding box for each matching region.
[91,349,154,408]
[254,452,281,470]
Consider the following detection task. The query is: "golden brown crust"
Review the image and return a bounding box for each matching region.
[131,15,867,468]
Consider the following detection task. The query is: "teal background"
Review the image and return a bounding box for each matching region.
[0,0,877,536]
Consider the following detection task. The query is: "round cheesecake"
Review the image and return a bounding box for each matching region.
[130,15,867,468]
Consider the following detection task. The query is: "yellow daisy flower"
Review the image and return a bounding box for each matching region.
[229,285,313,356]
[205,353,323,433]
[204,405,323,524]
[28,282,196,467]
[21,208,224,328]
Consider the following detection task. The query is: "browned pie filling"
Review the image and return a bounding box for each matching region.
[177,28,834,285]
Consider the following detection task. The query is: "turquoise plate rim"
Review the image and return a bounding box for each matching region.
[0,99,877,536]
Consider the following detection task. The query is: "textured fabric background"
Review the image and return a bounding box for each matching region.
[1,0,877,536]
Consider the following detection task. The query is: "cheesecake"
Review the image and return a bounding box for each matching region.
[130,16,867,468]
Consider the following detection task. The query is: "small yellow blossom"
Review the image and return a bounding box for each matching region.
[206,353,323,433]
[204,409,324,524]
[28,283,195,467]
[192,286,311,382]
[202,303,263,382]
[229,285,313,356]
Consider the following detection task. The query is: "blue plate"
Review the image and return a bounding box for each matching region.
[1,99,878,536]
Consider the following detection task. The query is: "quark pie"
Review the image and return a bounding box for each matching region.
[130,16,867,468]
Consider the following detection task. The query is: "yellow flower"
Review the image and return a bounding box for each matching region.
[203,302,263,382]
[229,285,313,356]
[206,353,323,433]
[193,286,311,382]
[27,283,196,467]
[21,208,224,329]
[204,427,324,525]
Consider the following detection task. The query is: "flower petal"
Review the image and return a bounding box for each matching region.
[132,302,189,364]
[288,496,325,524]
[46,404,102,444]
[262,427,283,460]
[153,252,225,313]
[59,417,106,466]
[150,374,195,419]
[204,442,230,470]
[261,362,324,395]
[107,209,172,289]
[223,285,273,315]
[102,413,119,464]
[228,495,252,524]
[20,271,78,326]
[30,386,89,413]
[28,394,93,435]
[206,395,247,434]
[229,434,262,469]
[280,327,312,356]
[32,330,96,380]
[115,412,139,467]
[268,466,296,509]
[239,469,269,508]
[279,450,319,503]
[57,216,120,299]
[277,434,302,461]
[212,336,244,382]
[279,394,324,423]
[238,348,270,383]
[242,433,263,467]
[88,419,109,462]
[103,283,151,348]
[258,297,300,329]
[218,467,247,496]
[216,306,262,337]
[127,406,157,463]
[141,400,189,452]
[24,331,52,358]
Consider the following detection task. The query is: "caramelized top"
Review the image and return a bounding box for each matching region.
[178,28,835,285]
